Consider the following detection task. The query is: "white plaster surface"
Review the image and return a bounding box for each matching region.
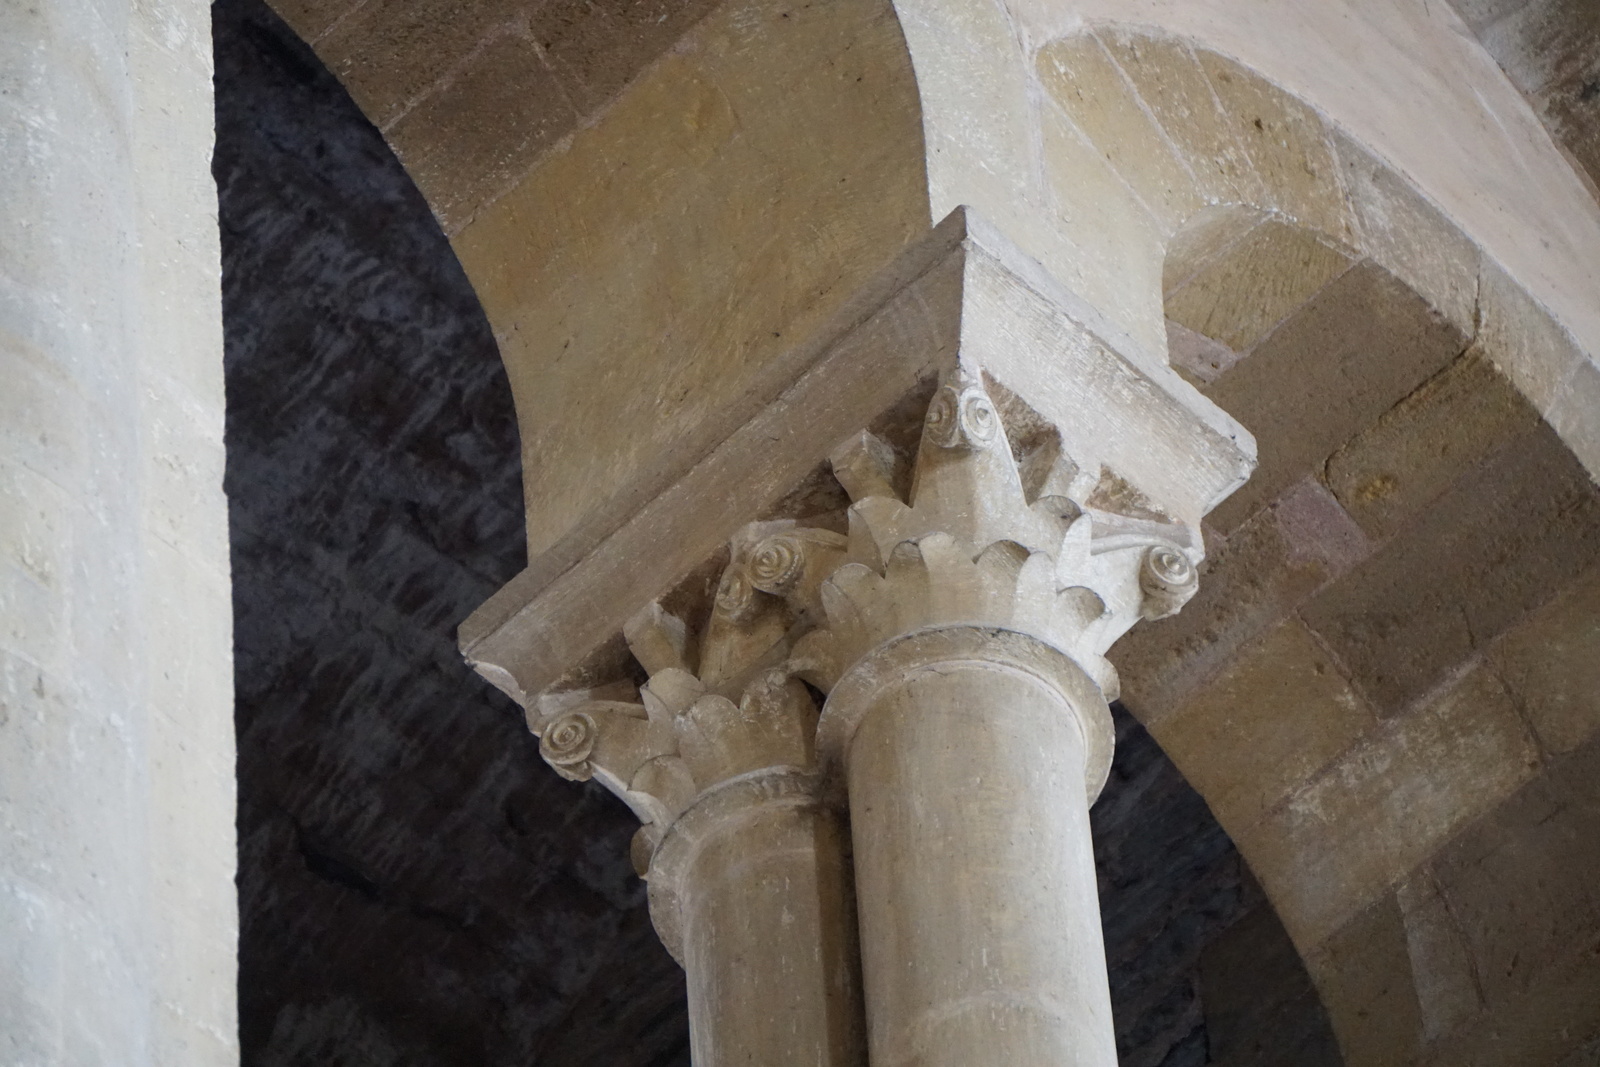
[0,0,236,1059]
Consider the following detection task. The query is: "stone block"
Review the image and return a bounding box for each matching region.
[267,0,365,45]
[1417,911,1600,1067]
[1304,422,1600,714]
[387,30,579,231]
[1151,618,1375,839]
[454,0,926,558]
[1037,97,1167,358]
[1549,354,1600,484]
[1487,560,1600,756]
[1396,872,1483,1041]
[1195,50,1353,243]
[1242,664,1540,950]
[1326,353,1543,540]
[1304,892,1424,1067]
[1113,479,1366,720]
[1332,129,1481,339]
[1165,317,1243,387]
[1164,218,1354,355]
[1422,736,1600,1016]
[1095,30,1267,210]
[1205,260,1469,533]
[1035,32,1204,231]
[311,0,519,130]
[1476,257,1585,416]
[532,0,723,116]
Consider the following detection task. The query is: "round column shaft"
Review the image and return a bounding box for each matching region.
[843,658,1116,1067]
[651,773,868,1067]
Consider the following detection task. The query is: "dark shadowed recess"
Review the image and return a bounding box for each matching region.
[213,1,1338,1061]
[215,0,688,1061]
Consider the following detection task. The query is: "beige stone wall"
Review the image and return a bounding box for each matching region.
[0,0,237,1060]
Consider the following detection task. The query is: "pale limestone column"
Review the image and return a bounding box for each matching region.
[462,211,1252,1067]
[649,770,863,1067]
[831,635,1114,1066]
[782,363,1213,1067]
[1,0,234,1059]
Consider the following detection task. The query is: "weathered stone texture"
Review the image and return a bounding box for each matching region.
[1034,34,1203,231]
[1325,353,1543,540]
[1164,219,1354,357]
[1307,894,1425,1067]
[1114,478,1367,716]
[1487,560,1600,756]
[1242,665,1540,950]
[1204,261,1469,533]
[1303,421,1600,715]
[1150,618,1375,838]
[453,0,927,558]
[2,0,234,1057]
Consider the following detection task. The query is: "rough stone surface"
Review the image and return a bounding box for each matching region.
[1164,219,1354,356]
[1204,260,1470,533]
[1303,420,1600,715]
[1112,478,1368,717]
[1486,559,1600,756]
[1150,618,1376,838]
[1325,353,1543,541]
[1306,893,1425,1067]
[1241,664,1540,950]
[1,0,235,1058]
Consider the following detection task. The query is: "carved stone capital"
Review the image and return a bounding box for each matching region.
[463,206,1253,866]
[782,361,1200,702]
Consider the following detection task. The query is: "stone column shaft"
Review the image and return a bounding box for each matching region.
[655,774,864,1067]
[844,653,1114,1067]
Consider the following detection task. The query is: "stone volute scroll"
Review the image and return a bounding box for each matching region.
[525,528,866,1067]
[460,207,1254,1067]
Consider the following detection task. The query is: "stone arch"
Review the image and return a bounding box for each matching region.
[1010,28,1600,1062]
[260,1,1600,1062]
[1020,35,1600,1063]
